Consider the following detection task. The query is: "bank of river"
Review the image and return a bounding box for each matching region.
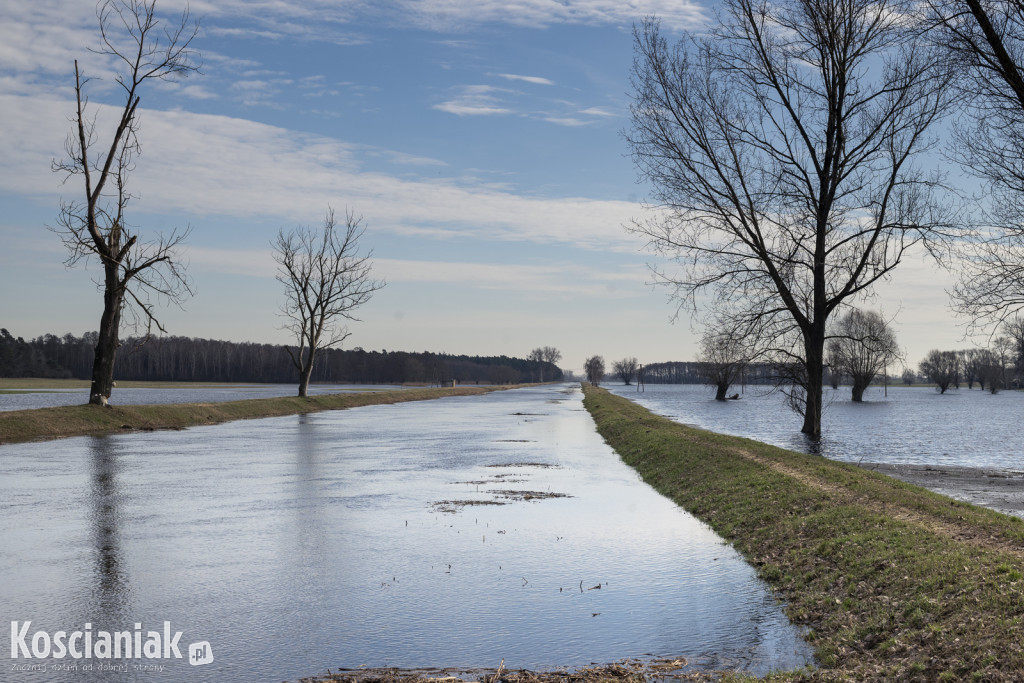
[0,384,812,682]
[583,385,1024,680]
[0,385,510,444]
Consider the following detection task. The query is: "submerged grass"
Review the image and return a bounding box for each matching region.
[0,385,523,445]
[581,385,1024,681]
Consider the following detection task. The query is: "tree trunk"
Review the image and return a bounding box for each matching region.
[801,331,825,438]
[851,377,869,402]
[298,348,315,397]
[715,382,729,401]
[89,269,122,406]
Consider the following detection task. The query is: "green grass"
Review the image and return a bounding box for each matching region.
[582,385,1024,681]
[0,385,525,444]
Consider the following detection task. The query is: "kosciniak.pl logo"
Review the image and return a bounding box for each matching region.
[10,621,212,665]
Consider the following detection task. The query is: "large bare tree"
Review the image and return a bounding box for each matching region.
[52,0,199,405]
[273,207,385,397]
[929,0,1024,326]
[626,0,955,437]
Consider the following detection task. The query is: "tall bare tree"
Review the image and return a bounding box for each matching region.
[826,309,902,402]
[51,0,199,405]
[273,208,385,397]
[928,0,1024,326]
[627,0,955,437]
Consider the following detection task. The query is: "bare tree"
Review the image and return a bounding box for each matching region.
[273,208,385,397]
[626,0,955,437]
[901,368,917,385]
[698,325,750,401]
[51,0,199,405]
[826,310,902,402]
[612,357,639,385]
[528,346,562,382]
[1002,316,1024,385]
[920,349,961,393]
[542,346,562,373]
[584,356,605,386]
[928,0,1024,326]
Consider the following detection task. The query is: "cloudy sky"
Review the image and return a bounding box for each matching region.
[0,0,968,373]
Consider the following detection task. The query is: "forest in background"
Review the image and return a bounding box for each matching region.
[0,329,562,386]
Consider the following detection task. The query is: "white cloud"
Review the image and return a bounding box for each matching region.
[497,73,556,86]
[433,85,515,116]
[0,93,640,251]
[579,106,616,117]
[180,247,644,301]
[543,116,592,127]
[392,0,706,31]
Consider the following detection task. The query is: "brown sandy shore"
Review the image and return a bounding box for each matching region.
[859,462,1024,519]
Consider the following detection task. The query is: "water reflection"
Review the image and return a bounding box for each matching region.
[88,437,131,624]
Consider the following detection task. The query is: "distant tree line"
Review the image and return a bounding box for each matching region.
[641,361,780,385]
[0,329,561,386]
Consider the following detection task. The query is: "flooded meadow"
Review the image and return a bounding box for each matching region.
[0,384,812,682]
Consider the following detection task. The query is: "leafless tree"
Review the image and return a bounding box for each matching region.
[273,207,385,397]
[826,309,902,402]
[698,325,751,401]
[50,0,199,405]
[920,349,961,393]
[927,0,1024,326]
[584,355,605,386]
[626,0,956,437]
[542,346,562,370]
[961,348,983,389]
[612,357,639,385]
[528,346,562,382]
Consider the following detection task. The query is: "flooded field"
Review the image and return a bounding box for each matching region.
[610,383,1024,470]
[0,384,812,682]
[0,383,404,412]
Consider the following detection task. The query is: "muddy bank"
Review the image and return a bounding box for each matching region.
[860,462,1024,518]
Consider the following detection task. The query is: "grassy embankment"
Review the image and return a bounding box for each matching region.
[0,385,520,445]
[582,385,1024,682]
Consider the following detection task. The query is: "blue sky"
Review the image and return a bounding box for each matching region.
[0,0,966,373]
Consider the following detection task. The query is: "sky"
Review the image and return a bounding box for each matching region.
[0,0,973,375]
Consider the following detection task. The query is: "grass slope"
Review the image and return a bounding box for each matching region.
[0,386,518,445]
[582,385,1024,682]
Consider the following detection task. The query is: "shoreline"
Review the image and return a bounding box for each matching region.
[0,384,532,445]
[582,384,1024,680]
[860,462,1024,519]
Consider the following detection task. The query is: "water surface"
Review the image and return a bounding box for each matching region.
[0,384,812,682]
[0,383,404,412]
[610,383,1024,469]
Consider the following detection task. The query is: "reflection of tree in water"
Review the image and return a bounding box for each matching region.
[88,436,132,625]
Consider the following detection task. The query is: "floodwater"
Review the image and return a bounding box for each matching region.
[0,383,405,412]
[610,383,1024,469]
[0,384,813,682]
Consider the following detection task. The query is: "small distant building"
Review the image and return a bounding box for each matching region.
[441,379,458,387]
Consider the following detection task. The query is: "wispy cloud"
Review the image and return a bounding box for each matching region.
[181,247,644,300]
[543,116,592,127]
[392,0,706,31]
[433,85,515,116]
[2,93,640,252]
[497,73,555,86]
